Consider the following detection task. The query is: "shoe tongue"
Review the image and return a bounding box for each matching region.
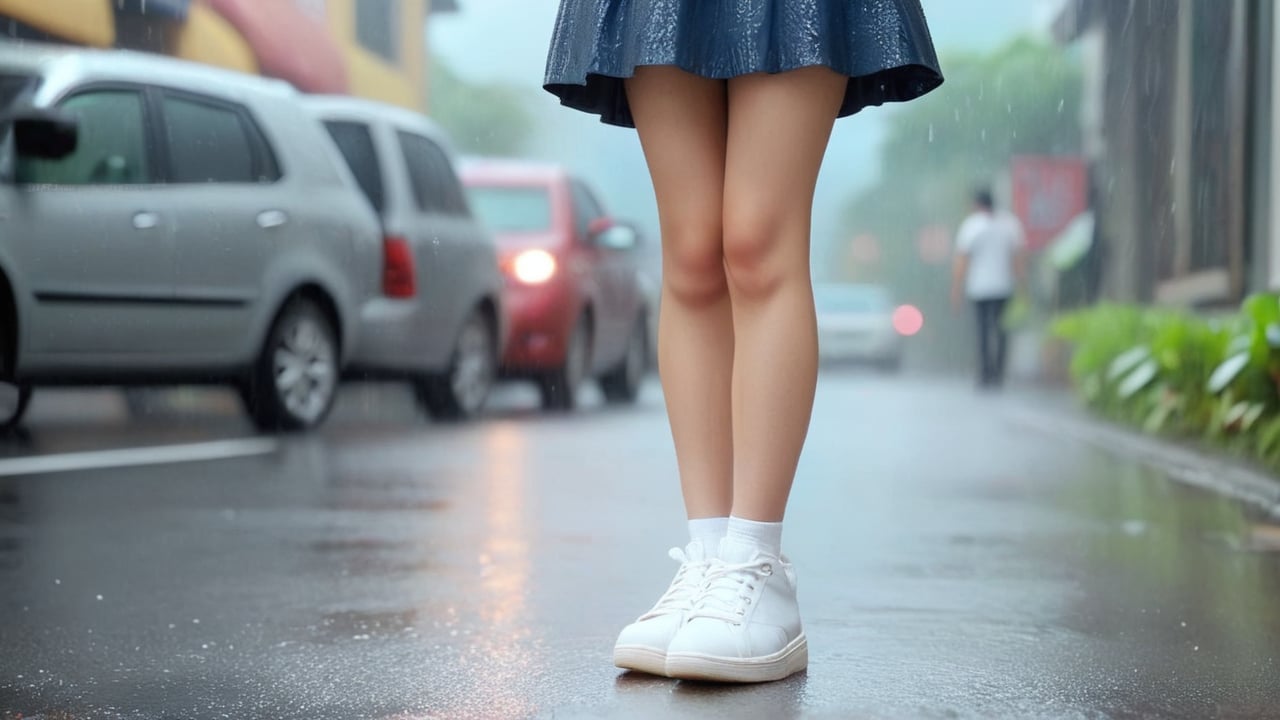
[718,537,762,564]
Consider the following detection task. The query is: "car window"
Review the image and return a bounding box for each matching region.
[569,179,604,240]
[0,74,35,114]
[162,94,277,183]
[397,131,469,216]
[324,120,386,214]
[16,89,152,185]
[466,185,552,234]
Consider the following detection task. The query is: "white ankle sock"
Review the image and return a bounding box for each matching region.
[726,516,783,557]
[688,517,729,551]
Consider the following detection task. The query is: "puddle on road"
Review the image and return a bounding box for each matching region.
[1040,452,1280,714]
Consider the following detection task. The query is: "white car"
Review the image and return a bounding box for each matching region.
[815,283,907,370]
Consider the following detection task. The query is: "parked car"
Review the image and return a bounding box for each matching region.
[304,96,504,421]
[460,161,650,410]
[814,283,908,370]
[0,45,383,431]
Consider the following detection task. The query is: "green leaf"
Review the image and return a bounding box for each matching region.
[1244,403,1266,431]
[1208,353,1250,394]
[1266,323,1280,349]
[1117,360,1159,399]
[1243,294,1280,327]
[1143,401,1175,434]
[1227,334,1253,356]
[1107,346,1152,382]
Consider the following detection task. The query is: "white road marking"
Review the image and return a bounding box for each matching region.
[0,438,279,478]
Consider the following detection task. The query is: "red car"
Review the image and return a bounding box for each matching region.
[461,161,651,410]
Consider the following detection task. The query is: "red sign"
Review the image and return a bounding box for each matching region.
[1011,156,1088,251]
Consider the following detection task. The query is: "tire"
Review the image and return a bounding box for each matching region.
[600,318,648,404]
[0,381,31,433]
[416,308,496,421]
[242,297,339,432]
[539,315,591,412]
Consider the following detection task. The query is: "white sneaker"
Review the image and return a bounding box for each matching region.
[613,539,715,676]
[664,538,808,683]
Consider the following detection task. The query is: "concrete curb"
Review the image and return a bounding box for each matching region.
[1007,405,1280,519]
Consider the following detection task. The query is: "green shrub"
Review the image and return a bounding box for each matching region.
[1053,294,1280,471]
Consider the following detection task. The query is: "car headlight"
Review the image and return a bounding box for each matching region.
[512,249,557,285]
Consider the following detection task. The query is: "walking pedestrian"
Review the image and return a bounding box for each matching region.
[544,2,943,682]
[951,189,1027,389]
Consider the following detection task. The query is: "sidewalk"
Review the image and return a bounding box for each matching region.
[1006,385,1280,519]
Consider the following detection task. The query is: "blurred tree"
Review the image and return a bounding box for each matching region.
[429,55,534,156]
[836,36,1083,369]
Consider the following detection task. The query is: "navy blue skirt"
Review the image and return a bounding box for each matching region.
[544,0,944,128]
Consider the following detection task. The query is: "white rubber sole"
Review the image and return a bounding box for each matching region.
[613,644,669,677]
[665,633,808,683]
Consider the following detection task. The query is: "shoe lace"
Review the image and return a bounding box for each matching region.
[687,559,774,624]
[639,547,711,619]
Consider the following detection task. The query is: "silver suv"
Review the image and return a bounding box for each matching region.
[0,45,383,431]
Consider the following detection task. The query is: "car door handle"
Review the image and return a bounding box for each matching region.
[133,212,160,230]
[257,210,288,229]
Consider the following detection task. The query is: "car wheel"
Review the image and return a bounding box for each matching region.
[243,298,339,432]
[539,315,591,412]
[599,318,647,404]
[416,308,496,421]
[0,381,31,433]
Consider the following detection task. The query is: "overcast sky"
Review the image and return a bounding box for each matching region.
[429,0,1064,267]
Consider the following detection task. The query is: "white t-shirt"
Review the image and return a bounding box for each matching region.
[955,210,1025,300]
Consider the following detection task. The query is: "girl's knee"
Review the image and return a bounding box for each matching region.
[662,225,728,307]
[722,213,794,299]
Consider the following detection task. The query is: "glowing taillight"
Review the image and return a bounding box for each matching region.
[893,304,924,336]
[512,249,557,285]
[382,236,416,298]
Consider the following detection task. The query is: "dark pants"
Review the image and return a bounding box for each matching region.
[973,297,1010,387]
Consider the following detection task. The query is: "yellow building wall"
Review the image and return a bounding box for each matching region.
[170,3,258,75]
[0,0,114,46]
[1,0,428,111]
[324,0,427,111]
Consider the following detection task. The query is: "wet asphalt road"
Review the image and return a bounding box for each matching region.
[1,373,1279,720]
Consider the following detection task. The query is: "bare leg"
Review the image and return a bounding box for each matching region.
[722,67,847,522]
[625,67,733,519]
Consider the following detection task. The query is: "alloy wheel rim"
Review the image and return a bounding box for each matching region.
[451,317,494,413]
[273,316,336,424]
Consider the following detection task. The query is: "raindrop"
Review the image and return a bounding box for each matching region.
[1193,646,1200,651]
[95,594,103,601]
[1058,99,1065,113]
[201,644,209,650]
[1180,621,1187,627]
[192,618,200,624]
[928,124,934,142]
[168,624,176,630]
[54,579,61,585]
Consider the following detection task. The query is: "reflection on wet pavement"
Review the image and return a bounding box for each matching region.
[1,376,1278,719]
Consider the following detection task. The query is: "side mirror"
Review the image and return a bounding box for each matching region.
[595,224,638,251]
[9,108,78,161]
